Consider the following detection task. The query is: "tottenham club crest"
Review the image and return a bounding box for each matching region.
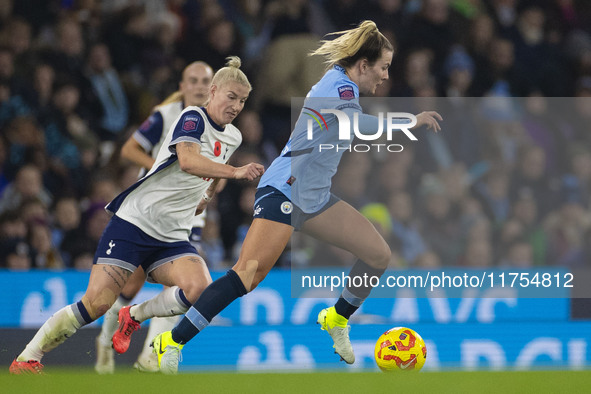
[281,201,293,214]
[106,240,115,255]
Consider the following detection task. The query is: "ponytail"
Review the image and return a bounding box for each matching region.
[310,20,393,69]
[158,91,184,107]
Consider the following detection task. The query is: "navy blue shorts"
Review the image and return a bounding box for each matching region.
[253,186,340,231]
[94,215,199,275]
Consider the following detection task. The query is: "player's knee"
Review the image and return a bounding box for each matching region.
[377,245,392,269]
[379,245,392,268]
[365,240,391,270]
[177,277,212,303]
[121,274,144,299]
[83,296,112,320]
[94,303,111,317]
[82,290,117,320]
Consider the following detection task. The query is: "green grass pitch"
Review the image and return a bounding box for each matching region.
[2,369,591,393]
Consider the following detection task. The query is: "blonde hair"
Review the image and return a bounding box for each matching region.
[157,61,214,107]
[310,20,393,69]
[211,56,251,91]
[159,91,183,106]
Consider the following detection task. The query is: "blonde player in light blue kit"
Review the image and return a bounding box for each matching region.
[95,61,214,374]
[10,57,264,374]
[151,21,441,374]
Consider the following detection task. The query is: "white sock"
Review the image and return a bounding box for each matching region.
[18,304,85,362]
[98,296,131,347]
[137,316,180,359]
[129,286,189,323]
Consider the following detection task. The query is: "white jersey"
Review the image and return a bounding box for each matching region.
[108,106,242,242]
[132,101,184,164]
[131,100,207,228]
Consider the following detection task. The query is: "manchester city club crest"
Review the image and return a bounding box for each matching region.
[281,201,293,214]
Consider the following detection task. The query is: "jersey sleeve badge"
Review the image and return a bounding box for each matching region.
[182,116,199,131]
[338,85,355,100]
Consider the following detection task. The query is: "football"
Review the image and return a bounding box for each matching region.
[374,327,427,372]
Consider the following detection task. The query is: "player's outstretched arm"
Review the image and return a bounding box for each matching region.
[121,137,156,170]
[232,163,265,181]
[177,141,264,180]
[413,111,443,132]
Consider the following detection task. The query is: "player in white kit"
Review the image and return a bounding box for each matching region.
[94,62,214,374]
[10,57,264,374]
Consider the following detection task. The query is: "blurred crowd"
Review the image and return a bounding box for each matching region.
[1,0,591,270]
[307,95,591,270]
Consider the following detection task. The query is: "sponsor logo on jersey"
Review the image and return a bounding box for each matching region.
[338,85,355,100]
[182,116,200,131]
[253,205,262,216]
[183,120,197,131]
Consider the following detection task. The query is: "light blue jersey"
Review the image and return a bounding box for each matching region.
[259,65,362,213]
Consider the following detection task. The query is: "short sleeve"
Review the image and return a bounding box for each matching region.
[133,112,164,152]
[336,84,356,100]
[169,110,206,150]
[335,83,362,112]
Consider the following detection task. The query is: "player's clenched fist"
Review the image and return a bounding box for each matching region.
[233,163,265,181]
